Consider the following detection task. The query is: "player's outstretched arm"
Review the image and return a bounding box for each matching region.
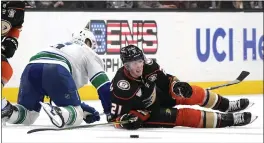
[84,53,112,115]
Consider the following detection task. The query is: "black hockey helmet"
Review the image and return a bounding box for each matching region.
[120,45,144,64]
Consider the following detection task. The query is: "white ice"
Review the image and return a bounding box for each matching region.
[2,95,263,143]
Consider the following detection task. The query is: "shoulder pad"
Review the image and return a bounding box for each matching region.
[144,59,159,70]
[143,59,160,76]
[144,58,154,65]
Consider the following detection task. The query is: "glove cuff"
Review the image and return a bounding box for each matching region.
[169,77,180,99]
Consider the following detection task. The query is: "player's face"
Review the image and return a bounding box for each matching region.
[85,39,92,48]
[128,59,144,78]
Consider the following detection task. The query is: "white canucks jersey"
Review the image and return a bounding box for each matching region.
[29,41,109,89]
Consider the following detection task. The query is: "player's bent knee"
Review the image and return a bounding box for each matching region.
[7,104,39,125]
[60,106,84,126]
[184,85,206,105]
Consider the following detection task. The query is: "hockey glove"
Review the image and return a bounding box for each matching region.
[118,113,142,130]
[83,111,100,124]
[81,102,100,124]
[115,110,150,130]
[172,81,192,98]
[2,37,18,58]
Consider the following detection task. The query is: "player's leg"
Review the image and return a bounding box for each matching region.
[174,85,252,112]
[143,108,178,128]
[41,64,84,127]
[143,108,257,128]
[1,55,13,87]
[175,108,257,128]
[2,64,45,125]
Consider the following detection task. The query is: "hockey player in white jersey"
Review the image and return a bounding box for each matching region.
[2,28,111,128]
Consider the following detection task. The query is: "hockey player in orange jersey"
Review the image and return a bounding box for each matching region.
[1,1,25,87]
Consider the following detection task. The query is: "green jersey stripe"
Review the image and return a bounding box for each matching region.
[30,51,72,74]
[91,73,110,89]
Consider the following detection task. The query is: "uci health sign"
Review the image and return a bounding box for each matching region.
[196,28,263,62]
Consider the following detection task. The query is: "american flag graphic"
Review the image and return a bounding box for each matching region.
[90,20,158,55]
[90,21,107,55]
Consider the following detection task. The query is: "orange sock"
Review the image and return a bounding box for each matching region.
[1,60,13,86]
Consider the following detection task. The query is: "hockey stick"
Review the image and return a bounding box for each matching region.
[206,71,250,90]
[27,121,128,134]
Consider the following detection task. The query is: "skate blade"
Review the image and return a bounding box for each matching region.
[244,101,255,110]
[249,115,258,124]
[39,102,63,127]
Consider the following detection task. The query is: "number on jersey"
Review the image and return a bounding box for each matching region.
[51,42,73,49]
[111,103,122,115]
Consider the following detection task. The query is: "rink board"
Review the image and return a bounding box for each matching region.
[1,12,263,102]
[3,80,263,102]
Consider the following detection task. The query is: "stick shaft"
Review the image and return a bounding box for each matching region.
[206,71,249,90]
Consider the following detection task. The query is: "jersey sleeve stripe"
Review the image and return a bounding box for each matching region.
[91,72,110,89]
[112,87,140,100]
[90,71,104,82]
[144,69,160,78]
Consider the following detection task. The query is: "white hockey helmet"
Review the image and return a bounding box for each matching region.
[72,28,98,50]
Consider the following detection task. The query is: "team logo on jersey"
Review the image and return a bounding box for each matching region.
[148,74,157,82]
[8,9,16,18]
[1,20,11,36]
[117,80,130,90]
[165,108,172,116]
[65,93,70,99]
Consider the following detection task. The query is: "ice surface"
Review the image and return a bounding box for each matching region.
[2,95,263,143]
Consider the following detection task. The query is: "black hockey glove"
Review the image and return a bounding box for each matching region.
[118,113,143,130]
[117,110,150,130]
[2,37,18,58]
[172,81,192,98]
[83,111,100,124]
[81,102,100,124]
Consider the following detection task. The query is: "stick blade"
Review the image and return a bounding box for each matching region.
[236,71,250,81]
[27,128,57,134]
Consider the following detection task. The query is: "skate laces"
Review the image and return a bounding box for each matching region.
[234,113,244,125]
[229,100,240,111]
